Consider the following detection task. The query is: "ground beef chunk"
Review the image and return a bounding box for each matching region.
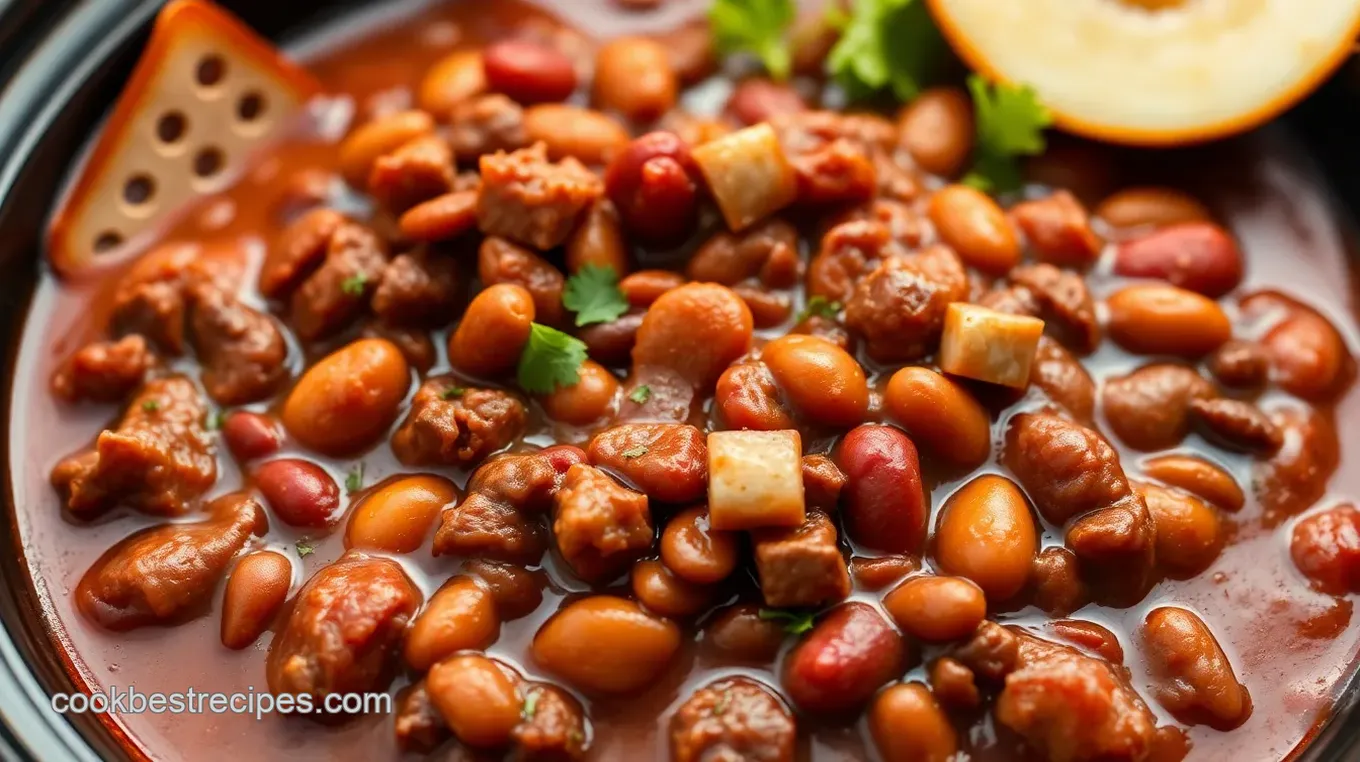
[753,510,851,608]
[51,335,156,403]
[394,682,450,753]
[807,219,901,303]
[552,463,653,582]
[392,378,526,467]
[371,251,461,327]
[1102,364,1216,452]
[930,657,981,710]
[1028,546,1088,617]
[1008,264,1100,353]
[512,683,589,760]
[1187,398,1283,454]
[74,492,263,631]
[266,556,420,702]
[187,284,289,405]
[1029,336,1095,425]
[844,245,968,363]
[476,143,602,251]
[112,279,187,354]
[450,94,529,163]
[952,621,1021,682]
[802,454,846,512]
[586,424,708,504]
[368,134,456,215]
[290,221,389,341]
[995,629,1158,762]
[259,208,345,299]
[362,322,437,373]
[478,237,567,326]
[432,453,564,563]
[775,112,877,207]
[51,376,216,518]
[670,677,796,762]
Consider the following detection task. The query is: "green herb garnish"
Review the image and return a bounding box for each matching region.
[961,75,1053,193]
[826,0,943,102]
[521,689,541,721]
[345,463,364,493]
[797,295,842,323]
[296,539,316,558]
[141,399,160,413]
[621,446,648,459]
[341,273,368,296]
[517,323,588,395]
[563,264,629,327]
[710,0,797,80]
[758,607,817,635]
[628,385,652,404]
[441,386,467,401]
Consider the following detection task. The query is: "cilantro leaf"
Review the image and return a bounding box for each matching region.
[622,445,648,459]
[341,273,368,296]
[628,385,652,404]
[709,0,796,80]
[296,539,316,558]
[207,410,226,430]
[964,75,1053,193]
[141,399,160,413]
[796,295,841,323]
[441,386,467,400]
[345,463,364,494]
[758,607,817,635]
[827,0,943,102]
[563,264,629,327]
[517,323,588,394]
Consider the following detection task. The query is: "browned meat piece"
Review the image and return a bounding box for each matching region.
[259,208,346,299]
[1029,337,1095,425]
[362,322,437,373]
[802,454,846,512]
[1256,406,1340,524]
[807,219,900,303]
[686,219,800,287]
[266,555,421,702]
[1187,398,1283,454]
[476,143,603,251]
[930,657,980,710]
[512,683,590,760]
[74,492,263,631]
[368,134,456,214]
[391,377,527,467]
[1029,546,1088,617]
[774,111,904,208]
[552,463,653,582]
[187,284,289,405]
[112,279,186,355]
[952,620,1020,682]
[51,335,156,403]
[51,376,216,518]
[753,510,851,608]
[432,452,564,563]
[844,246,968,363]
[478,237,567,326]
[1102,364,1215,452]
[1008,263,1101,353]
[371,251,461,327]
[670,677,796,762]
[289,221,390,342]
[449,94,529,162]
[586,423,708,504]
[1207,339,1270,389]
[996,628,1159,762]
[394,682,450,753]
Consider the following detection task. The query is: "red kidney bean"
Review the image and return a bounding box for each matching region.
[604,132,702,246]
[833,425,927,554]
[725,78,807,125]
[254,458,342,528]
[1113,222,1243,298]
[1261,309,1349,401]
[481,40,577,104]
[782,602,907,715]
[223,411,282,462]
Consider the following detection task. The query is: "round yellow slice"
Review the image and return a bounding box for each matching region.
[928,0,1360,145]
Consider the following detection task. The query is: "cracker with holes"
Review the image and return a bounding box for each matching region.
[47,0,321,277]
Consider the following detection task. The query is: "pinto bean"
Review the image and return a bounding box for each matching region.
[928,185,1020,274]
[1141,454,1244,513]
[631,559,715,617]
[426,654,522,748]
[338,110,435,188]
[621,270,687,308]
[1102,364,1216,451]
[1010,191,1103,267]
[1029,546,1086,617]
[935,475,1038,601]
[1136,482,1223,577]
[1244,293,1352,401]
[782,602,907,714]
[539,360,620,425]
[532,596,681,695]
[869,683,958,762]
[1106,285,1231,357]
[1096,186,1211,230]
[1140,607,1251,730]
[417,50,486,117]
[834,425,927,555]
[565,200,629,276]
[1207,339,1270,389]
[523,105,629,165]
[254,458,341,528]
[604,132,701,246]
[1291,504,1360,594]
[1188,397,1283,454]
[594,37,677,122]
[588,423,707,503]
[761,334,868,428]
[883,367,990,469]
[1255,406,1340,523]
[1113,222,1242,297]
[702,603,786,663]
[347,475,458,554]
[482,40,577,104]
[220,550,292,650]
[580,311,643,367]
[849,555,918,591]
[897,87,972,178]
[459,560,545,620]
[448,283,536,378]
[222,411,282,462]
[660,504,739,584]
[633,283,753,391]
[404,576,500,672]
[282,338,410,456]
[884,576,987,643]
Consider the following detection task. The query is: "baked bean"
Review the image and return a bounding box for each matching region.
[404,576,500,671]
[539,360,619,425]
[222,411,282,462]
[633,283,754,390]
[1290,504,1360,594]
[580,311,643,367]
[605,132,702,246]
[282,338,410,456]
[1047,619,1124,664]
[761,334,868,428]
[883,576,987,643]
[631,559,714,617]
[482,40,577,104]
[1105,284,1231,357]
[715,362,792,431]
[1113,222,1242,297]
[621,269,687,308]
[726,78,807,125]
[849,555,919,591]
[660,505,739,584]
[1102,364,1216,452]
[524,105,629,165]
[460,560,546,620]
[565,200,629,276]
[398,189,479,243]
[733,285,792,328]
[426,654,522,748]
[346,475,457,554]
[220,551,292,650]
[702,603,786,662]
[883,366,990,469]
[1256,406,1340,523]
[1136,482,1223,577]
[1140,607,1251,730]
[338,110,435,188]
[417,49,486,117]
[1029,546,1086,616]
[928,185,1021,274]
[834,425,927,554]
[869,683,958,762]
[934,475,1037,601]
[478,237,566,327]
[448,284,536,378]
[1245,294,1351,401]
[594,37,677,122]
[1009,190,1104,267]
[897,87,973,178]
[782,602,907,714]
[254,458,341,528]
[1207,339,1270,389]
[1141,454,1244,512]
[532,596,681,695]
[1096,186,1211,230]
